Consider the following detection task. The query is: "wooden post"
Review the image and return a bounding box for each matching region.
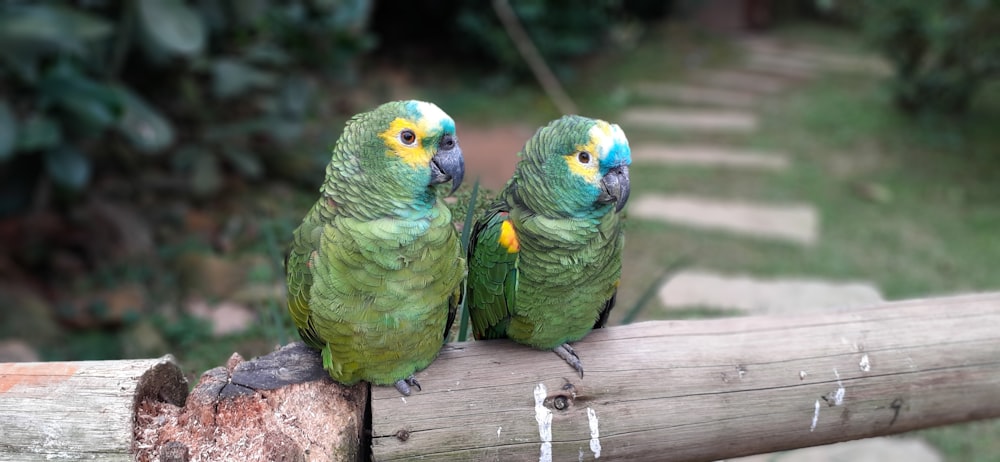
[371,292,1000,461]
[0,356,188,461]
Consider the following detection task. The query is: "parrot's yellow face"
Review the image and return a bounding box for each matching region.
[563,120,630,186]
[379,101,456,168]
[514,115,631,218]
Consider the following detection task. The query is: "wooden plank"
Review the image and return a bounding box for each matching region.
[371,293,1000,461]
[0,356,187,461]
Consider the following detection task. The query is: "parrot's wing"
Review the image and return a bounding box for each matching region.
[285,208,326,350]
[467,205,520,340]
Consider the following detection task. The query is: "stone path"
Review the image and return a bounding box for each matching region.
[731,438,942,462]
[630,194,819,245]
[620,108,758,132]
[619,34,933,459]
[633,81,758,107]
[694,69,789,94]
[632,144,789,171]
[658,270,883,315]
[740,37,893,76]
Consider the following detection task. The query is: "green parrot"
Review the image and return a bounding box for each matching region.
[285,100,466,395]
[467,115,631,378]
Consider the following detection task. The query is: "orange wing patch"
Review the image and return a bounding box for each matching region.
[498,220,520,253]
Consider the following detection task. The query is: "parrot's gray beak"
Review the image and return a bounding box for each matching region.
[598,165,630,212]
[430,134,464,194]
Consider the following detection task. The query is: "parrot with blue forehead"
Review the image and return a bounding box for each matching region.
[285,100,466,395]
[466,115,631,377]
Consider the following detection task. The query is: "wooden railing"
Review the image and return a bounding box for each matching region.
[3,292,999,461]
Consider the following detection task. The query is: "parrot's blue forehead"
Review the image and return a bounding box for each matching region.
[590,121,631,173]
[405,101,455,134]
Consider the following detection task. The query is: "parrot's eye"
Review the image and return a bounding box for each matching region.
[399,129,417,146]
[577,151,592,164]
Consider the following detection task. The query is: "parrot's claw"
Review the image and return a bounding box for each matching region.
[394,375,422,396]
[553,343,584,378]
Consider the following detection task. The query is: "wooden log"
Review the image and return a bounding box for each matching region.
[0,343,367,462]
[0,355,188,461]
[371,292,1000,461]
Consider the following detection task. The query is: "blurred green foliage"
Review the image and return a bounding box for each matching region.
[855,0,1000,114]
[0,0,373,214]
[370,0,669,82]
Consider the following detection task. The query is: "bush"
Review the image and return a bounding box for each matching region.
[857,0,1000,114]
[370,0,669,81]
[0,0,373,216]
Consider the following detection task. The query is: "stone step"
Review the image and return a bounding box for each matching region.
[630,194,818,245]
[740,38,892,76]
[693,69,790,94]
[731,437,940,462]
[633,82,758,108]
[745,52,823,77]
[658,270,883,315]
[743,60,817,80]
[632,144,790,171]
[620,108,758,133]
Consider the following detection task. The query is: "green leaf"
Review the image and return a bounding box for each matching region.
[0,4,113,56]
[136,0,206,57]
[220,147,263,179]
[191,152,222,197]
[17,114,62,151]
[114,87,174,154]
[45,146,90,190]
[0,101,16,160]
[242,42,292,67]
[211,58,278,99]
[262,118,304,145]
[39,61,123,132]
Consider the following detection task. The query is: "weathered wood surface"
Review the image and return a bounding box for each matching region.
[372,292,1000,461]
[0,356,188,461]
[134,342,367,462]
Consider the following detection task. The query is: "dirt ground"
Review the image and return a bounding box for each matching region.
[456,124,537,190]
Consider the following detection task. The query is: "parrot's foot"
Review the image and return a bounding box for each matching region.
[394,375,422,396]
[553,343,584,378]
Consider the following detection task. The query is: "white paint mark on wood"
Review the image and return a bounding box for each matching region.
[799,370,807,380]
[587,407,602,458]
[860,354,871,372]
[810,399,821,432]
[534,383,553,462]
[497,426,502,438]
[400,397,406,404]
[832,369,846,406]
